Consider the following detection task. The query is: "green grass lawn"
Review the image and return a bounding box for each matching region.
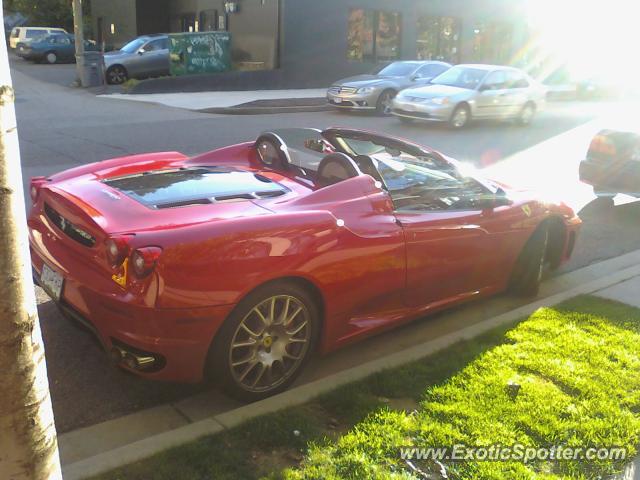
[93,296,640,480]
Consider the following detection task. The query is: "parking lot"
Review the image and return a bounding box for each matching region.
[10,56,640,434]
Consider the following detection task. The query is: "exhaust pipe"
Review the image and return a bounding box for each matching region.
[110,346,157,370]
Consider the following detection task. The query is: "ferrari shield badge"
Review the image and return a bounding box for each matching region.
[112,258,128,288]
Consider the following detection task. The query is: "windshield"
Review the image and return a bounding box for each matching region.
[120,38,146,54]
[327,132,491,210]
[431,66,488,90]
[376,62,417,77]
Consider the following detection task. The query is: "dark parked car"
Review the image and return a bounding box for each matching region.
[19,33,98,64]
[580,129,640,198]
[327,61,452,115]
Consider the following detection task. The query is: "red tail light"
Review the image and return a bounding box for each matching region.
[105,236,132,267]
[589,134,616,157]
[131,247,162,278]
[30,176,48,203]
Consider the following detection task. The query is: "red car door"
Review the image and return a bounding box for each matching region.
[396,206,517,308]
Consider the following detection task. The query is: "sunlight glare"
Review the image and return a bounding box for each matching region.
[526,0,639,89]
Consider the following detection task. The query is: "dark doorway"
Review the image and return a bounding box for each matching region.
[136,0,171,35]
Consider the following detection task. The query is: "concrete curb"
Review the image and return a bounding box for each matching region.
[198,104,332,115]
[61,252,640,480]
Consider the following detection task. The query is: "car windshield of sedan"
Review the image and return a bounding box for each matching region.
[376,62,418,77]
[120,38,146,53]
[430,66,488,90]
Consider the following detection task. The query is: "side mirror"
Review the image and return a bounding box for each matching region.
[479,192,512,211]
[304,138,325,153]
[479,84,492,92]
[137,48,145,55]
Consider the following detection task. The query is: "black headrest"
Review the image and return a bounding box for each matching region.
[353,155,385,183]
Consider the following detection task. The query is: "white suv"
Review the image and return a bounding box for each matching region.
[9,27,67,50]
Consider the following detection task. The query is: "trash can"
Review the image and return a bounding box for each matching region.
[77,51,105,87]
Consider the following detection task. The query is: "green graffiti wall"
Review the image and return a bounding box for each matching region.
[169,32,231,76]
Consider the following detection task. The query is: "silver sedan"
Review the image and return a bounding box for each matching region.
[104,35,170,85]
[391,64,546,128]
[327,61,451,115]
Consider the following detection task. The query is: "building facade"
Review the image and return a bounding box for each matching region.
[90,0,529,89]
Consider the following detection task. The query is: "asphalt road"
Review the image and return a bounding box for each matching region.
[10,57,640,433]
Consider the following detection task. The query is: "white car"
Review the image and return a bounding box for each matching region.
[10,26,67,51]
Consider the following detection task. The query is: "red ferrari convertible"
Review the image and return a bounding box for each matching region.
[28,128,580,400]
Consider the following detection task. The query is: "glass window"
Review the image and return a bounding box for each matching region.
[330,137,487,212]
[483,70,508,90]
[143,38,167,52]
[347,8,374,61]
[377,62,417,77]
[25,29,45,39]
[348,8,401,62]
[431,66,488,90]
[376,11,401,61]
[10,28,19,38]
[472,22,513,64]
[507,70,529,88]
[416,16,461,63]
[121,38,146,53]
[415,63,449,78]
[377,159,487,211]
[103,168,288,208]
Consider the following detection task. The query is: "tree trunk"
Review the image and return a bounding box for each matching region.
[72,0,86,86]
[0,5,62,480]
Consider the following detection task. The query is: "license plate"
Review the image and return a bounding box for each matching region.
[333,97,343,104]
[40,264,64,301]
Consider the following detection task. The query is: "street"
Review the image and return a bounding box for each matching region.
[11,57,640,434]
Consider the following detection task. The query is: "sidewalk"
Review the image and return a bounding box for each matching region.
[97,88,330,114]
[60,249,640,480]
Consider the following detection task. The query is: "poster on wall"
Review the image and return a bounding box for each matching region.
[169,31,232,76]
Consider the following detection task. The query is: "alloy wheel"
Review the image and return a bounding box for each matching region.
[46,52,57,64]
[519,104,535,125]
[228,295,311,393]
[451,107,469,128]
[107,66,127,85]
[378,91,395,115]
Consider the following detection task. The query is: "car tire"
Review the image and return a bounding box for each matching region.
[449,104,470,129]
[106,65,128,85]
[209,281,320,401]
[45,51,58,64]
[509,224,549,297]
[376,90,396,116]
[517,102,536,126]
